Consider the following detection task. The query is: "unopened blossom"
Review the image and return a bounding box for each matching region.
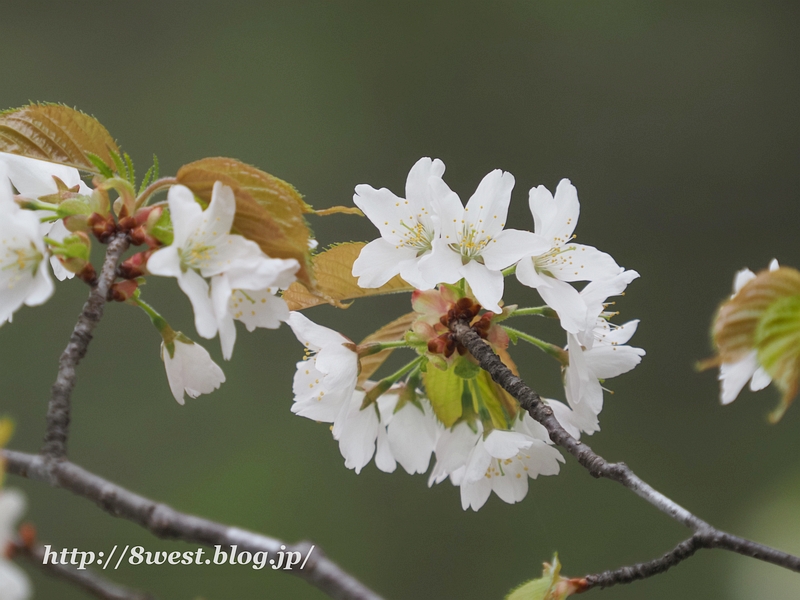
[147,182,272,339]
[352,157,445,290]
[422,169,550,312]
[0,489,32,600]
[429,417,563,511]
[287,312,359,423]
[715,260,778,406]
[211,257,299,359]
[161,335,226,405]
[0,169,54,325]
[515,179,623,336]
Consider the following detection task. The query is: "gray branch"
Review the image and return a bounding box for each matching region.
[450,320,800,589]
[42,232,131,459]
[13,540,154,600]
[2,450,383,600]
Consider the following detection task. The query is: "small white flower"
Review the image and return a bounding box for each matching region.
[515,179,623,335]
[147,182,269,339]
[422,169,550,312]
[429,418,563,511]
[716,260,778,405]
[333,388,442,475]
[287,312,359,423]
[0,167,54,325]
[161,336,226,405]
[0,489,32,600]
[563,318,645,435]
[211,258,299,360]
[352,157,445,289]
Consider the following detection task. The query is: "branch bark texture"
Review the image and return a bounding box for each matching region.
[450,320,800,589]
[3,450,383,600]
[13,541,154,600]
[42,232,130,459]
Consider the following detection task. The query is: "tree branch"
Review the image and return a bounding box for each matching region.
[42,232,131,459]
[12,540,154,600]
[449,320,800,587]
[2,450,384,600]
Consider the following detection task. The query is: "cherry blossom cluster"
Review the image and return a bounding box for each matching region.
[287,158,644,510]
[0,153,297,405]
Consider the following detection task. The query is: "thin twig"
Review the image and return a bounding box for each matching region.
[582,536,702,590]
[13,540,154,600]
[42,232,130,459]
[450,320,800,586]
[2,450,384,600]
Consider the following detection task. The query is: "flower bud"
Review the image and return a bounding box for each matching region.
[109,279,139,302]
[87,212,117,242]
[119,251,153,279]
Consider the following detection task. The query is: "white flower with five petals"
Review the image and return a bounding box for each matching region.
[287,312,359,423]
[352,157,445,289]
[147,182,271,339]
[0,167,54,325]
[210,258,299,360]
[515,179,623,336]
[422,169,550,312]
[429,417,563,511]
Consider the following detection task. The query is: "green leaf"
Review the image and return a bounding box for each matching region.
[474,370,518,429]
[423,363,464,427]
[0,103,120,173]
[755,294,800,422]
[454,356,481,379]
[506,554,583,600]
[177,157,314,285]
[282,243,414,310]
[86,152,114,178]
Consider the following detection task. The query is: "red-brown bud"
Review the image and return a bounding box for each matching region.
[110,279,139,302]
[87,212,117,243]
[119,251,153,279]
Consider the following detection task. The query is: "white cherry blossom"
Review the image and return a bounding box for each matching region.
[422,169,550,312]
[161,336,226,405]
[0,168,54,325]
[334,388,442,475]
[287,312,359,423]
[429,418,563,511]
[0,489,32,600]
[210,258,299,360]
[515,179,623,335]
[147,182,270,339]
[716,260,778,405]
[352,157,445,289]
[0,153,93,283]
[563,319,645,435]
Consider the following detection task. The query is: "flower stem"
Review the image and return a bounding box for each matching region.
[357,339,416,357]
[508,305,558,319]
[131,295,174,343]
[502,326,568,365]
[362,356,425,408]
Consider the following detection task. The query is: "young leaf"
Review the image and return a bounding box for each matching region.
[177,157,314,284]
[358,312,416,385]
[282,242,414,310]
[506,555,584,600]
[423,363,464,427]
[0,103,119,173]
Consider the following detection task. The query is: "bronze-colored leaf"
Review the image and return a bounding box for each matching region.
[177,157,313,284]
[0,103,119,173]
[283,242,414,310]
[358,312,416,385]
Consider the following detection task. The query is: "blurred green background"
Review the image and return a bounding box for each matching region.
[2,1,800,598]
